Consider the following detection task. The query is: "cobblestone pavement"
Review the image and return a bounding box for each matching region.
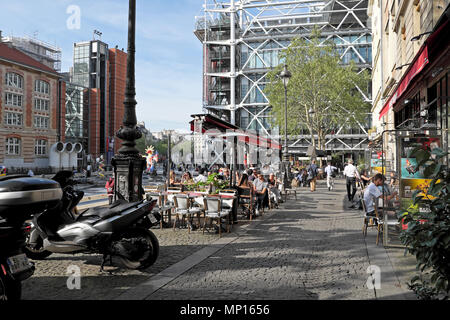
[22,180,410,300]
[22,225,234,300]
[147,181,376,300]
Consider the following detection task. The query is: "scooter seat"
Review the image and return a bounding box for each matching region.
[77,200,141,221]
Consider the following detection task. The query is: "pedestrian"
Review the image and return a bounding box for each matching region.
[307,160,319,192]
[343,159,360,207]
[86,164,92,178]
[324,162,337,191]
[105,177,114,205]
[27,169,34,177]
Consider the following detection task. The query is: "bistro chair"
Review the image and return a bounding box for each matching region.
[374,198,401,246]
[219,189,237,225]
[237,186,255,221]
[173,194,201,233]
[166,187,182,206]
[203,196,231,238]
[362,197,387,245]
[147,192,173,229]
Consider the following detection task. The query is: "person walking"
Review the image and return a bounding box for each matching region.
[343,159,360,207]
[105,177,115,205]
[307,160,319,192]
[324,162,337,191]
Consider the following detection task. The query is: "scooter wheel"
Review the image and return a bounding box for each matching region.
[0,273,21,301]
[117,228,159,270]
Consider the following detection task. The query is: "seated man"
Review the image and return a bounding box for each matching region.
[364,173,397,217]
[253,173,268,215]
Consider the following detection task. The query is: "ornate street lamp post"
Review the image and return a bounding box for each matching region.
[280,64,292,190]
[111,0,146,202]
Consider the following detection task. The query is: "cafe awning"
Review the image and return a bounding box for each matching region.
[379,18,449,120]
[190,114,282,150]
[379,46,429,120]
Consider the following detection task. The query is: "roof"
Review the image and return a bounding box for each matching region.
[0,43,59,76]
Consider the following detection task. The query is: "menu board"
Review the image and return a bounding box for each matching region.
[399,136,441,208]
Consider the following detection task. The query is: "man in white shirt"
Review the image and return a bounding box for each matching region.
[364,174,398,216]
[343,159,360,205]
[324,162,337,191]
[194,168,208,183]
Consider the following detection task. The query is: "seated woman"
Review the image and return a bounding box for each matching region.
[169,170,177,186]
[267,173,281,208]
[181,171,194,184]
[237,173,254,217]
[253,174,269,215]
[359,168,372,188]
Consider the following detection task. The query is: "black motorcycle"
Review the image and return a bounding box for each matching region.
[24,171,160,271]
[0,174,62,300]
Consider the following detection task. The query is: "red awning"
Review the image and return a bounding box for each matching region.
[379,18,449,120]
[379,46,429,120]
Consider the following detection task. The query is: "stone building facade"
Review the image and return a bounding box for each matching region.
[0,43,59,171]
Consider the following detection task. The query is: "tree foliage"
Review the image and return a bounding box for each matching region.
[265,29,371,152]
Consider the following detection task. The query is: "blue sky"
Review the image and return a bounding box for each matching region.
[0,0,203,132]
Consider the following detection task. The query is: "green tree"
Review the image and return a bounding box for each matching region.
[265,29,371,156]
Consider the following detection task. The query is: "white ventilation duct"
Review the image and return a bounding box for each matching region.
[61,143,73,170]
[69,143,83,168]
[49,142,65,169]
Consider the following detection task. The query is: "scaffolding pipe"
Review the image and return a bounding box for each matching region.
[230,0,236,126]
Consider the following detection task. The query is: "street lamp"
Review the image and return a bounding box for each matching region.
[279,64,292,189]
[411,31,432,41]
[111,0,146,202]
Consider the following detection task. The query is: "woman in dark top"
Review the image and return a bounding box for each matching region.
[359,169,372,188]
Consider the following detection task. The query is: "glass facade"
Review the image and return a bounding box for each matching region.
[72,43,90,87]
[65,83,88,142]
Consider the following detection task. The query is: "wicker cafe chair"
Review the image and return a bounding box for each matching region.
[173,194,201,233]
[147,192,173,229]
[374,198,401,246]
[362,197,385,245]
[202,196,231,238]
[237,186,255,221]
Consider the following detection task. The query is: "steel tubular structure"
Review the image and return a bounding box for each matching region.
[195,0,373,157]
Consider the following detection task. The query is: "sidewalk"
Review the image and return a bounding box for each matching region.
[116,180,418,300]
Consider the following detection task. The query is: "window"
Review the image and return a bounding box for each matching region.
[35,80,50,95]
[34,116,49,129]
[35,139,47,156]
[35,98,50,111]
[6,138,21,155]
[5,93,23,107]
[5,112,23,126]
[5,73,23,89]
